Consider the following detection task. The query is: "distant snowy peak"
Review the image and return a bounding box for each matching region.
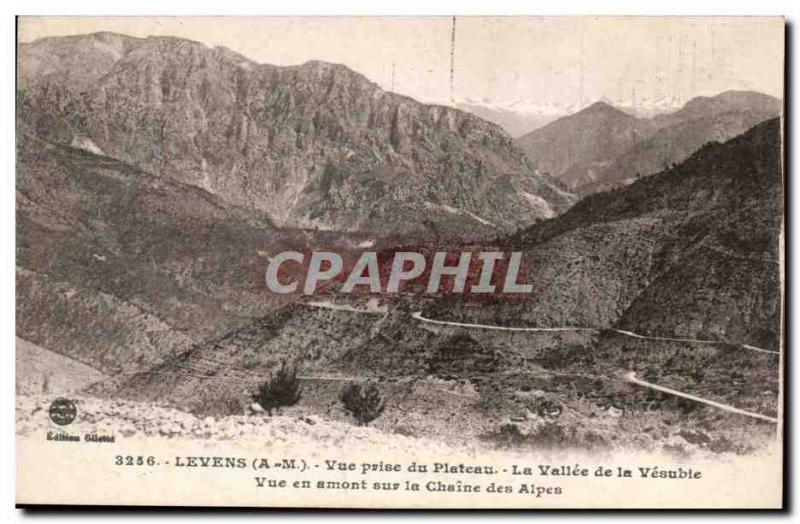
[457,97,578,116]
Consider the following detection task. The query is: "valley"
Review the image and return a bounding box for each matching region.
[15,31,784,460]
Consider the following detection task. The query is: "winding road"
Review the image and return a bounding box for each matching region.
[624,372,779,423]
[410,312,780,355]
[411,311,781,424]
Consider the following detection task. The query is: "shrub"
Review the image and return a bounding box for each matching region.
[340,382,386,426]
[253,360,303,415]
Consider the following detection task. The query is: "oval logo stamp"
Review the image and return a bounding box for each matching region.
[48,398,77,426]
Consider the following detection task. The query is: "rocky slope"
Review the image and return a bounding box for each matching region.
[17,127,337,378]
[19,32,574,236]
[16,129,281,348]
[17,269,196,374]
[516,91,781,195]
[503,118,782,416]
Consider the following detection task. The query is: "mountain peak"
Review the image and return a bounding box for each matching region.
[580,100,629,117]
[294,59,369,79]
[300,59,345,69]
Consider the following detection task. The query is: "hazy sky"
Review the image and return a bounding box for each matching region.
[19,16,784,110]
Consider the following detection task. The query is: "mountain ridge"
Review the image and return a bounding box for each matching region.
[19,32,575,237]
[515,91,781,195]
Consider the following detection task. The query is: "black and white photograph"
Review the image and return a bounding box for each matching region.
[11,13,787,510]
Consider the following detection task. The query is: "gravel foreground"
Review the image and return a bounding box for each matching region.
[16,392,779,465]
[16,393,473,457]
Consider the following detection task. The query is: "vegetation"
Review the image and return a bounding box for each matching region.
[340,382,386,426]
[253,360,303,415]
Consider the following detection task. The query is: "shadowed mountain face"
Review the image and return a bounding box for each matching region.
[501,117,782,348]
[516,92,781,195]
[18,32,575,237]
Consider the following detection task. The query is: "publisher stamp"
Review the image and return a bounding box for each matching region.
[48,398,77,426]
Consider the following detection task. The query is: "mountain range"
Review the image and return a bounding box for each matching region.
[515,91,781,195]
[18,32,574,238]
[456,97,679,138]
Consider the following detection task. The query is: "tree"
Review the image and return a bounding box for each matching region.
[253,360,303,415]
[340,382,386,426]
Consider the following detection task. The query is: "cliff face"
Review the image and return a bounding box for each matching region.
[19,32,575,237]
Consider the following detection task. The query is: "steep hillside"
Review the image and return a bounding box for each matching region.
[16,131,285,343]
[516,118,782,413]
[19,32,574,236]
[16,269,196,374]
[515,102,656,189]
[508,117,782,346]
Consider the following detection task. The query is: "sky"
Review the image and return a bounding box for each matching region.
[19,16,784,111]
